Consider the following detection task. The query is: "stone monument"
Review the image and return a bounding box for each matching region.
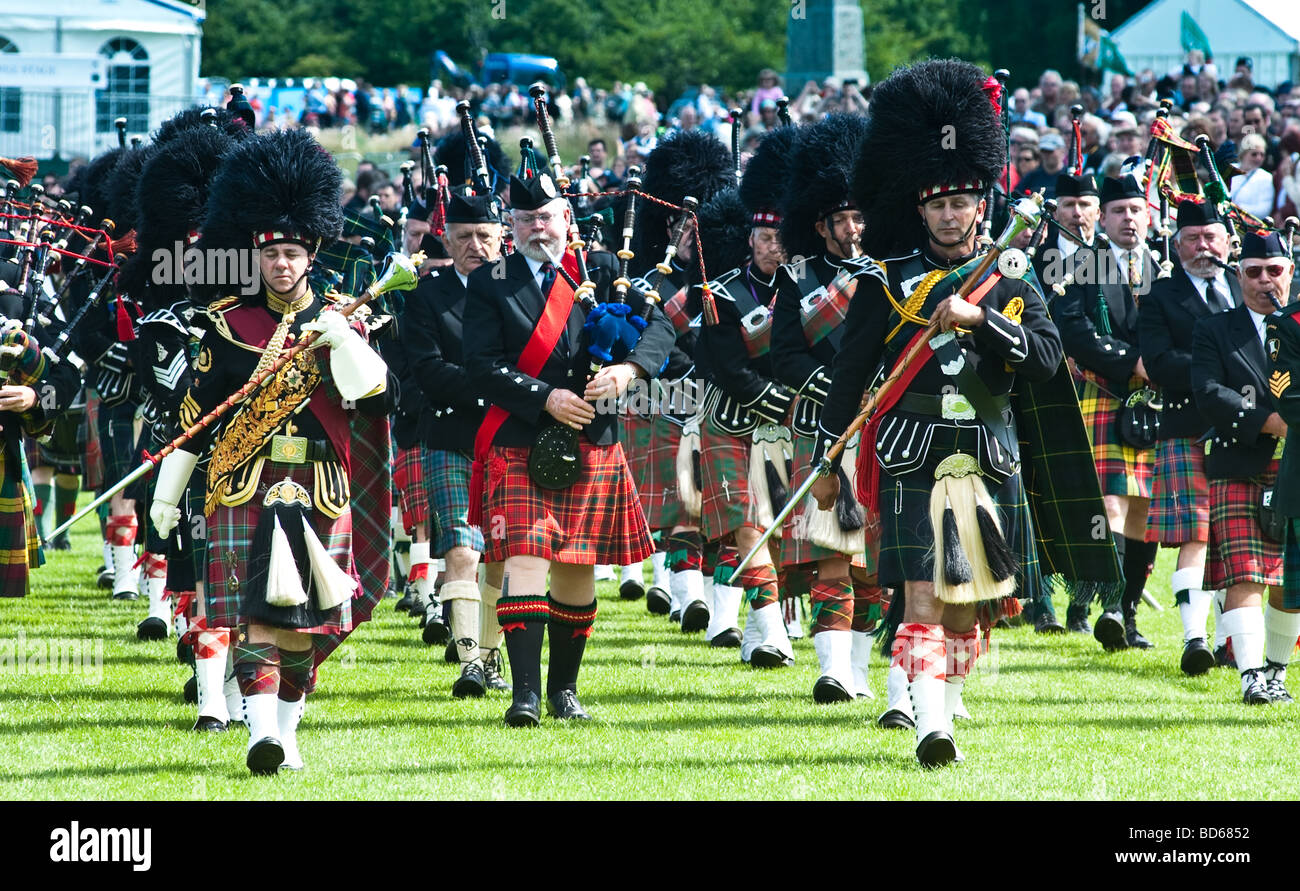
[785,0,869,89]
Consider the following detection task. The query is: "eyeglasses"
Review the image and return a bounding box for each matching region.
[1243,263,1288,279]
[513,211,556,227]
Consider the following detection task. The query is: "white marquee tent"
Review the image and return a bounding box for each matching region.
[0,0,204,161]
[1111,0,1300,88]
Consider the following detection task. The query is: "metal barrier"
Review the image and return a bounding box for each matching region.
[0,90,196,161]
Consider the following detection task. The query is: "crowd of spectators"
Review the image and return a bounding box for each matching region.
[192,53,1300,228]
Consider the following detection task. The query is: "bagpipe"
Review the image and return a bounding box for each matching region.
[521,83,717,489]
[0,174,132,371]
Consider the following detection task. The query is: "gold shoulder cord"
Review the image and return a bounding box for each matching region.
[884,268,948,343]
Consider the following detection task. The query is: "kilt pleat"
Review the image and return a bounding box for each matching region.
[1206,464,1281,590]
[481,442,654,565]
[205,460,358,633]
[427,448,485,556]
[1076,370,1153,499]
[624,414,686,529]
[95,398,139,494]
[393,445,430,534]
[1145,437,1209,544]
[698,416,755,543]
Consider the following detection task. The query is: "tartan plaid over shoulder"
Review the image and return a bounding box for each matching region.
[1013,356,1121,586]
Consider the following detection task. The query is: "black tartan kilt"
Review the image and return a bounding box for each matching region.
[876,422,1034,592]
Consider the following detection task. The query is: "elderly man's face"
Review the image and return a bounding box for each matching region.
[1174,222,1229,279]
[511,198,570,263]
[1240,258,1293,313]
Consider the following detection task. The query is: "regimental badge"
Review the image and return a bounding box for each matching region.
[196,346,212,374]
[1269,369,1290,399]
[1268,337,1280,362]
[1001,296,1025,325]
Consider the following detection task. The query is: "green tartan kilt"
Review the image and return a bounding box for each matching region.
[0,442,43,596]
[623,413,686,530]
[205,460,357,634]
[1076,369,1154,499]
[876,423,1037,594]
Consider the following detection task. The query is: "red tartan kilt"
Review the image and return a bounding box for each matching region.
[392,446,430,534]
[1077,370,1153,499]
[1145,437,1209,544]
[623,413,684,529]
[1206,464,1281,589]
[698,416,754,542]
[482,442,654,565]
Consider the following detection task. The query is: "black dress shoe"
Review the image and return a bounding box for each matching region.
[176,638,193,664]
[136,617,169,641]
[422,607,450,646]
[1242,669,1272,705]
[710,628,742,648]
[111,590,138,601]
[50,534,71,551]
[1125,623,1154,649]
[452,663,487,699]
[1094,610,1127,651]
[546,689,592,720]
[192,715,228,733]
[443,639,458,664]
[748,645,793,668]
[680,600,710,633]
[182,675,198,704]
[1214,643,1234,668]
[394,587,414,613]
[916,730,958,768]
[246,737,285,775]
[877,708,915,730]
[1180,638,1215,675]
[482,650,511,693]
[1067,615,1092,634]
[411,592,430,625]
[813,675,853,704]
[504,691,541,727]
[619,579,646,600]
[1034,612,1066,634]
[97,566,114,589]
[646,587,671,615]
[669,610,681,624]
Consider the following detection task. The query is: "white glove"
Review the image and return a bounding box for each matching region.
[301,309,351,349]
[150,448,199,538]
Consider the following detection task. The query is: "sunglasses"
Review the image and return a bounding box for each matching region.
[1243,263,1288,279]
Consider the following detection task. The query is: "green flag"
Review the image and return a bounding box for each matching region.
[1098,34,1133,76]
[1180,10,1212,58]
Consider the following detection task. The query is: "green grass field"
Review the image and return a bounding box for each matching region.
[3,511,1298,801]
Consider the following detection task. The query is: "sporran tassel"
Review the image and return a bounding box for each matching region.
[941,495,974,587]
[834,466,864,531]
[265,515,308,607]
[302,515,358,610]
[976,504,1018,582]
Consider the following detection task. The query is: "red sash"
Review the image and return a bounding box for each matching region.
[467,252,579,527]
[854,271,1004,516]
[224,303,353,473]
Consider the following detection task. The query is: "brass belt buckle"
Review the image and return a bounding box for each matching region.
[269,434,309,464]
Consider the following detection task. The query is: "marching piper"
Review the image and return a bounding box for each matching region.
[813,59,1115,767]
[149,129,395,773]
[1141,200,1241,674]
[1056,172,1160,651]
[463,168,674,726]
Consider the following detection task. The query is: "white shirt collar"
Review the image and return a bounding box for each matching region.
[1057,232,1080,258]
[455,269,469,288]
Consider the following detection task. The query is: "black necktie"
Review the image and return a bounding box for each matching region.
[1206,280,1231,313]
[540,262,556,297]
